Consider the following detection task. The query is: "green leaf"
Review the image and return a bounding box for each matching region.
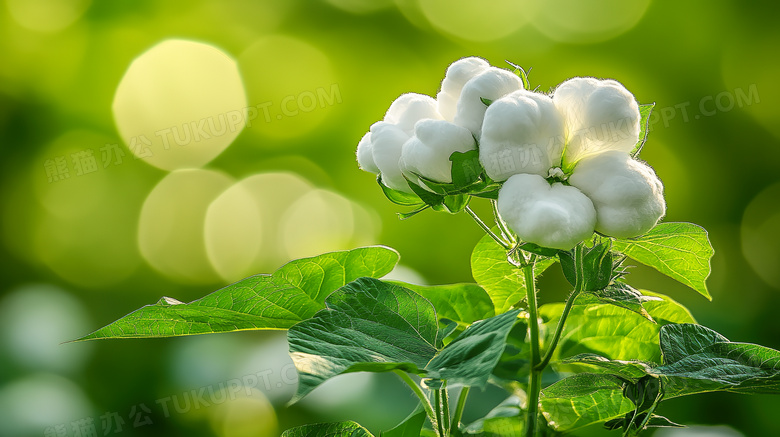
[378,176,424,207]
[462,395,524,436]
[381,406,427,437]
[659,323,728,364]
[282,421,374,437]
[480,97,493,106]
[471,232,555,313]
[505,60,531,90]
[75,247,400,341]
[540,373,635,432]
[612,222,714,300]
[288,277,438,401]
[631,103,655,157]
[652,323,780,397]
[392,282,495,325]
[427,310,520,388]
[517,242,559,258]
[449,150,483,189]
[559,353,654,384]
[540,291,695,363]
[407,179,446,207]
[443,193,470,213]
[398,205,430,220]
[578,282,661,322]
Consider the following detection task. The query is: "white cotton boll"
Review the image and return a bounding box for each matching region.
[453,67,525,139]
[480,90,566,181]
[356,132,379,174]
[498,173,596,250]
[553,77,641,167]
[569,150,665,238]
[437,57,490,121]
[384,93,442,135]
[399,119,477,184]
[369,121,413,193]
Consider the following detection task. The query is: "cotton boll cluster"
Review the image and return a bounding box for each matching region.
[356,57,665,250]
[356,57,521,194]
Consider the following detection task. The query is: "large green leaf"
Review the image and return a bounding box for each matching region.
[554,324,780,403]
[288,277,438,401]
[282,421,374,437]
[540,373,635,432]
[471,232,555,313]
[654,323,780,397]
[427,310,520,387]
[289,279,521,400]
[393,282,495,325]
[75,247,399,341]
[540,291,695,363]
[462,395,524,436]
[559,353,655,384]
[612,222,714,300]
[577,283,661,322]
[381,406,426,437]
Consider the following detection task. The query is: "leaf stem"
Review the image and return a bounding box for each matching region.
[394,371,437,433]
[441,388,451,436]
[523,259,542,437]
[537,289,579,370]
[491,199,516,245]
[434,388,446,437]
[465,205,512,250]
[450,386,470,432]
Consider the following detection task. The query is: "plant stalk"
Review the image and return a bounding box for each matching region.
[394,371,438,433]
[465,205,513,250]
[523,259,542,437]
[434,388,446,437]
[441,388,451,436]
[539,244,585,369]
[537,288,579,370]
[450,387,470,432]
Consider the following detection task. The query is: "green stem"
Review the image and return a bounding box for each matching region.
[442,388,451,436]
[538,244,585,369]
[523,259,541,437]
[394,371,437,432]
[537,288,579,370]
[465,205,512,250]
[434,389,446,437]
[450,387,470,432]
[491,199,516,245]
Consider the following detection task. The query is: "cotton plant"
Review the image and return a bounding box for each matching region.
[78,58,780,437]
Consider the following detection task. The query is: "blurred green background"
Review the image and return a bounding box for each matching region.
[1,0,779,436]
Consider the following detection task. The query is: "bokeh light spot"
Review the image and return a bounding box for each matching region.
[741,182,780,289]
[0,284,92,372]
[281,189,378,260]
[531,0,650,44]
[206,172,314,276]
[113,39,247,170]
[209,389,277,437]
[31,131,145,288]
[239,35,337,139]
[418,0,530,42]
[0,374,92,437]
[139,169,234,284]
[5,0,90,33]
[205,181,264,282]
[324,0,393,14]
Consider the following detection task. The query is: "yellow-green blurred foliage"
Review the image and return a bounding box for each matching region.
[1,1,779,436]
